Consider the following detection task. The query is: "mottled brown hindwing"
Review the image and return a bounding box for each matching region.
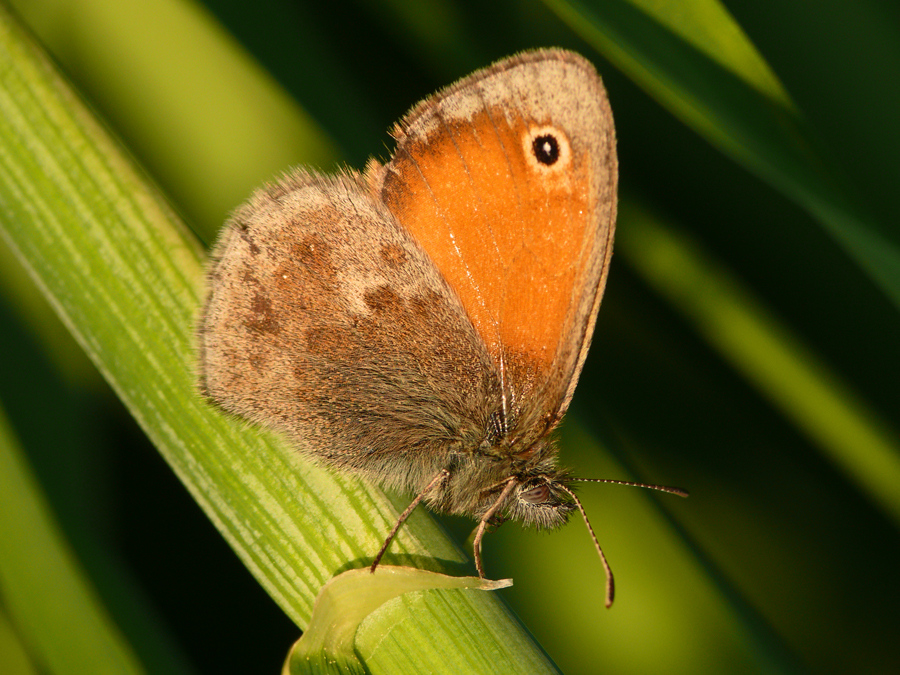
[199,170,502,494]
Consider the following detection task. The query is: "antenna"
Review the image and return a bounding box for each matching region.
[570,478,689,498]
[563,479,688,608]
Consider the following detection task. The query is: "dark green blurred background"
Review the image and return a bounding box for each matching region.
[3,0,900,673]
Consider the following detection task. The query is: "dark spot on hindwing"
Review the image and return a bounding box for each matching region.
[244,293,280,334]
[409,289,442,319]
[380,242,408,268]
[364,285,403,314]
[292,233,337,282]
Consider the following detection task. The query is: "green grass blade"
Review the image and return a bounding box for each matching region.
[544,0,900,310]
[0,403,145,674]
[618,200,900,525]
[0,5,558,672]
[0,603,39,675]
[9,0,341,244]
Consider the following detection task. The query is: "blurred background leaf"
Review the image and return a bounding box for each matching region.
[2,0,899,673]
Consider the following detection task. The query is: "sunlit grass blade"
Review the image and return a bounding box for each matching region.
[618,200,900,526]
[543,0,900,311]
[0,609,33,675]
[0,404,145,675]
[0,602,37,675]
[0,6,557,673]
[9,0,341,244]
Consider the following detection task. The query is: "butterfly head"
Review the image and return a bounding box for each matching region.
[504,472,578,529]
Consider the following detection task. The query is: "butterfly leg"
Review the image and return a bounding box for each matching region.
[370,468,450,572]
[472,478,518,577]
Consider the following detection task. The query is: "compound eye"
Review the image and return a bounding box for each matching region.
[519,483,550,504]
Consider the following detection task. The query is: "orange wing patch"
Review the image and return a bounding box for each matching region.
[377,107,593,383]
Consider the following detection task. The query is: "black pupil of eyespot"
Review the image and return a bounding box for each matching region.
[532,134,560,165]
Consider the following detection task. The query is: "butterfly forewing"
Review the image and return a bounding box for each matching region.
[372,49,617,427]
